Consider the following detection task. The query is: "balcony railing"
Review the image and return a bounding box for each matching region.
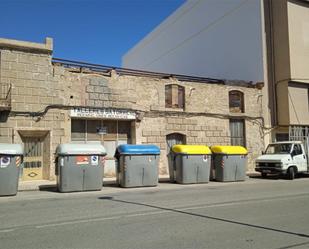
[0,83,12,111]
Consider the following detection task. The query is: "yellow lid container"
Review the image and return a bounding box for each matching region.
[210,145,247,155]
[172,145,212,155]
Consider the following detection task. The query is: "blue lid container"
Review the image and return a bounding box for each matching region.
[116,144,160,155]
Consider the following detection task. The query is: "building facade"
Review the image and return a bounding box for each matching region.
[123,0,309,143]
[0,38,263,181]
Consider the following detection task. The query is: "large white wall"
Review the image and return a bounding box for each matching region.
[122,0,264,82]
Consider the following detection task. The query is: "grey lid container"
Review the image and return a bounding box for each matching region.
[56,143,107,156]
[0,143,24,155]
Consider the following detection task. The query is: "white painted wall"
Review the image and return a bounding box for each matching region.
[122,0,264,82]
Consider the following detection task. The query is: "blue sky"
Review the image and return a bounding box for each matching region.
[0,0,185,67]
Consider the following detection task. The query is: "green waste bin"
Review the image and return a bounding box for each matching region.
[211,145,248,182]
[0,143,24,196]
[169,145,212,184]
[56,143,107,193]
[115,144,160,188]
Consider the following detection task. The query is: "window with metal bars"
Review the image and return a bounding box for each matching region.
[229,119,246,147]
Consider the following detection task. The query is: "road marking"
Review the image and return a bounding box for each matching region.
[35,216,122,229]
[0,193,308,233]
[32,194,309,229]
[0,229,15,233]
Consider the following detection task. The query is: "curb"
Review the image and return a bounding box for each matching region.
[17,173,260,192]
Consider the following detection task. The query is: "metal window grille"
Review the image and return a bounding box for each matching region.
[166,133,186,151]
[229,119,245,147]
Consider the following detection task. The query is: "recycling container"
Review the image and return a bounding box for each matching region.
[0,143,24,196]
[56,143,107,193]
[115,144,160,188]
[211,145,248,182]
[169,145,212,184]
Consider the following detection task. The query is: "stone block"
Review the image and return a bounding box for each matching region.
[0,128,10,136]
[167,118,175,124]
[2,51,18,62]
[151,131,160,136]
[94,100,103,107]
[213,131,220,137]
[166,124,174,130]
[173,124,181,130]
[157,137,165,143]
[2,69,18,78]
[86,85,94,92]
[142,130,152,136]
[99,94,109,101]
[11,63,26,71]
[1,61,11,70]
[0,136,11,143]
[17,71,32,80]
[38,65,50,73]
[40,97,52,104]
[101,101,111,108]
[32,73,47,81]
[89,93,99,100]
[53,129,65,136]
[194,126,201,131]
[25,64,38,72]
[103,87,112,94]
[189,131,198,137]
[190,119,198,125]
[94,86,104,93]
[147,136,156,143]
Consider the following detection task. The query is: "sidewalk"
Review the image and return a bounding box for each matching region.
[18,173,260,192]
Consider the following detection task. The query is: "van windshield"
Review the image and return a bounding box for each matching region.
[265,144,292,154]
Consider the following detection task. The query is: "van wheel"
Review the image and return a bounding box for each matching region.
[287,167,296,180]
[261,173,267,178]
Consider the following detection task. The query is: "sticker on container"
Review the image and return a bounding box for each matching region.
[0,156,11,168]
[203,155,208,162]
[76,156,89,165]
[60,158,64,167]
[148,156,152,163]
[16,156,21,167]
[91,156,99,166]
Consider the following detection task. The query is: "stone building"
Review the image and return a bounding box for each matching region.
[0,37,264,181]
[123,0,309,144]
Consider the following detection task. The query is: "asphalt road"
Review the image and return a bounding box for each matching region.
[1,177,309,249]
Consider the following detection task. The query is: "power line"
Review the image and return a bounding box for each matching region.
[144,0,250,68]
[127,0,203,55]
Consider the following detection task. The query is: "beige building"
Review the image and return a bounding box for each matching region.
[263,0,309,140]
[0,37,264,181]
[123,0,309,143]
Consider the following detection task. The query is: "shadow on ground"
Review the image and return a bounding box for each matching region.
[97,195,309,242]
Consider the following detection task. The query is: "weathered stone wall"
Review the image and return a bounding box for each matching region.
[56,67,264,174]
[0,38,264,180]
[0,48,66,180]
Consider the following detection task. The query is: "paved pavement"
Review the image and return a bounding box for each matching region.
[1,176,309,249]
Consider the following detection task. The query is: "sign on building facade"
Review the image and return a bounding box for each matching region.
[70,108,136,120]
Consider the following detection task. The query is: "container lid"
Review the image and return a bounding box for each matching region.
[56,143,107,155]
[0,143,24,155]
[210,145,247,155]
[171,145,212,155]
[116,144,160,155]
